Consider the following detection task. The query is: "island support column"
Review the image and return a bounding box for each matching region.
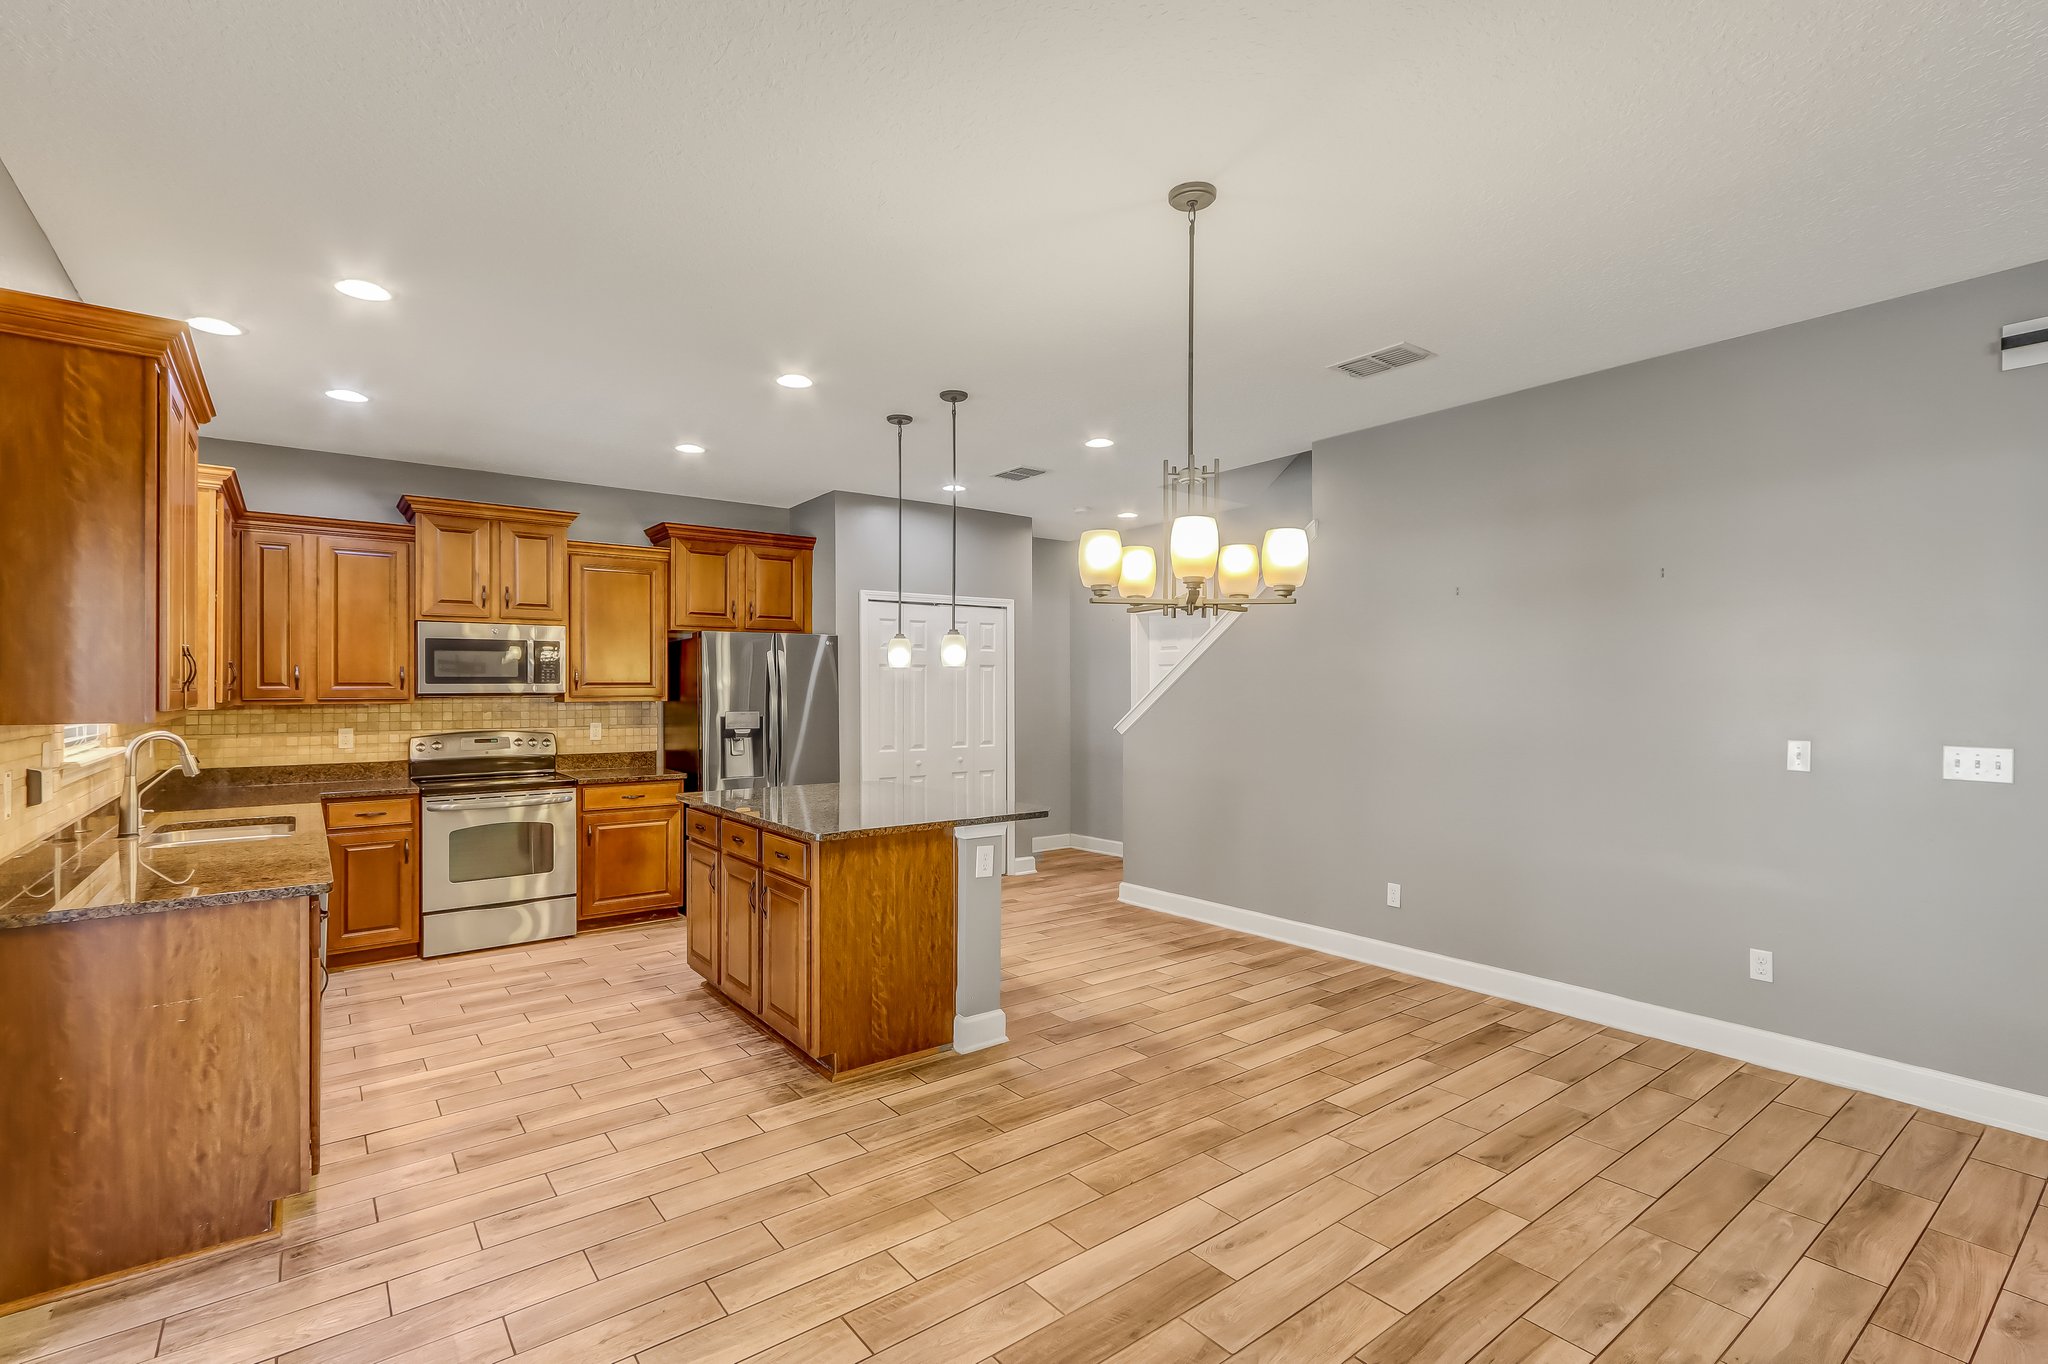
[952,824,1009,1052]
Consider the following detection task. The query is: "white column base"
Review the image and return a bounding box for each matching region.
[953,1009,1009,1054]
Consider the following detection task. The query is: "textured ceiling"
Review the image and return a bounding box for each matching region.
[3,1,2046,536]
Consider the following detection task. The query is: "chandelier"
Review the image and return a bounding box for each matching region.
[1077,181,1308,616]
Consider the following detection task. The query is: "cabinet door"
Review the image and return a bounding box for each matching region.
[214,491,240,705]
[759,871,813,1048]
[740,544,809,632]
[717,851,761,1011]
[239,528,313,704]
[315,534,412,702]
[671,539,741,630]
[412,508,494,620]
[189,474,228,710]
[568,550,666,699]
[685,838,720,980]
[496,521,569,623]
[578,806,684,922]
[327,826,419,953]
[155,375,199,713]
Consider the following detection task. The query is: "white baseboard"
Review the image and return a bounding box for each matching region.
[1010,856,1037,876]
[1119,880,2048,1140]
[953,1009,1008,1054]
[1034,833,1124,858]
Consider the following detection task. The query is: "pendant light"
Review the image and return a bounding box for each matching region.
[938,390,969,668]
[885,413,913,668]
[1077,181,1309,616]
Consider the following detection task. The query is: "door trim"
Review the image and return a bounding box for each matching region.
[857,590,1021,874]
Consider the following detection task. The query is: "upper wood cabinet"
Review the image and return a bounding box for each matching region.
[567,543,669,700]
[192,465,246,709]
[240,516,412,705]
[0,289,215,724]
[401,496,575,624]
[645,524,814,634]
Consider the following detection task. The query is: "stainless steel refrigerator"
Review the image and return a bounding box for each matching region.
[664,633,840,791]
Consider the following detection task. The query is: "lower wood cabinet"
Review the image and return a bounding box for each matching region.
[577,782,684,924]
[687,808,952,1075]
[323,799,420,958]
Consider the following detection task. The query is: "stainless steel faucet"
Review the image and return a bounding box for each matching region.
[118,729,200,837]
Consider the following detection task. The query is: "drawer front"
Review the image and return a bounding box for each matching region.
[760,829,809,879]
[582,781,682,811]
[721,819,760,862]
[326,796,413,830]
[685,807,719,846]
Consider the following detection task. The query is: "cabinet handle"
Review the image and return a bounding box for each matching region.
[398,665,406,689]
[620,792,646,801]
[402,840,410,864]
[773,850,789,861]
[226,660,237,691]
[181,646,197,691]
[354,810,387,819]
[504,585,510,611]
[586,826,594,845]
[476,580,485,607]
[292,664,301,688]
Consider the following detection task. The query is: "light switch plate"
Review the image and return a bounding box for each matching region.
[588,721,603,741]
[974,844,995,878]
[336,727,354,752]
[1943,746,2013,783]
[1786,740,1810,772]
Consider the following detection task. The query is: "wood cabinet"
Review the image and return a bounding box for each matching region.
[0,289,215,724]
[645,523,814,633]
[193,464,246,708]
[688,808,953,1076]
[402,496,575,624]
[567,543,668,699]
[577,781,684,924]
[324,798,419,957]
[240,517,412,705]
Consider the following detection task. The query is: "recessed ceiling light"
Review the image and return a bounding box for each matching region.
[334,278,392,301]
[674,443,706,454]
[325,388,369,403]
[1073,506,1092,514]
[1084,437,1115,449]
[187,316,242,336]
[942,482,966,493]
[775,373,813,389]
[1117,510,1139,519]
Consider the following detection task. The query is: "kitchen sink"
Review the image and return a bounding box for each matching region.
[143,818,297,846]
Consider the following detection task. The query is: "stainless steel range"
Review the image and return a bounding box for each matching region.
[409,730,577,957]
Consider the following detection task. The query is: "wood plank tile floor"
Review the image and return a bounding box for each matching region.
[6,848,2048,1364]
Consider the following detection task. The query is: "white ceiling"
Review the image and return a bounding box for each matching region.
[4,1,2045,537]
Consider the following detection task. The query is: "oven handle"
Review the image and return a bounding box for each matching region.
[422,791,575,812]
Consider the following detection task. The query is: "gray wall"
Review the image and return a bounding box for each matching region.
[1024,540,1073,842]
[204,439,792,545]
[1126,259,2048,1095]
[1070,579,1127,844]
[0,157,74,299]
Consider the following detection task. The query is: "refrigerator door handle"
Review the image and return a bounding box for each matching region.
[767,640,784,785]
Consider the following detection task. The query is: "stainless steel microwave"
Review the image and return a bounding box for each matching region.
[414,622,566,696]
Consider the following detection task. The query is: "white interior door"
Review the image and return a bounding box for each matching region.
[862,596,1009,802]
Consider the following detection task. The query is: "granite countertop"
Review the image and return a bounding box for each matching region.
[555,753,692,787]
[154,763,419,810]
[695,782,1050,842]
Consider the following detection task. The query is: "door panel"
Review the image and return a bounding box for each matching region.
[412,510,494,620]
[741,545,808,632]
[569,550,666,699]
[155,376,198,713]
[671,539,740,630]
[496,522,568,623]
[578,807,683,921]
[328,826,419,953]
[315,534,411,702]
[685,838,720,979]
[239,529,312,703]
[717,851,760,1010]
[760,871,811,1047]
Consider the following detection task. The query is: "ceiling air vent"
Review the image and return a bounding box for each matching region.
[1332,342,1434,378]
[993,466,1048,481]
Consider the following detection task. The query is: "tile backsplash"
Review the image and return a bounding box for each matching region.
[178,699,660,767]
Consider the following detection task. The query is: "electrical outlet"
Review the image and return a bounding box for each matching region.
[1749,948,1773,983]
[588,721,603,741]
[1786,740,1810,772]
[336,727,354,752]
[1386,882,1401,908]
[1943,746,2013,783]
[974,844,995,878]
[1,770,11,819]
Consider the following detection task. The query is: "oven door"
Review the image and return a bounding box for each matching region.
[420,789,578,911]
[415,623,564,695]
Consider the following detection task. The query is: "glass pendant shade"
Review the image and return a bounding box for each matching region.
[1078,529,1123,592]
[1117,546,1158,601]
[1217,542,1260,599]
[1169,514,1220,583]
[1261,527,1309,595]
[939,629,968,667]
[885,632,912,668]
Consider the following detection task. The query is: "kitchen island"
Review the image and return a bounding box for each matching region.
[684,782,1046,1076]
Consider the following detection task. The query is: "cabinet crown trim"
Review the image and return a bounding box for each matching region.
[398,494,579,528]
[0,286,216,423]
[240,510,413,541]
[644,522,817,551]
[196,464,248,517]
[567,540,669,563]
